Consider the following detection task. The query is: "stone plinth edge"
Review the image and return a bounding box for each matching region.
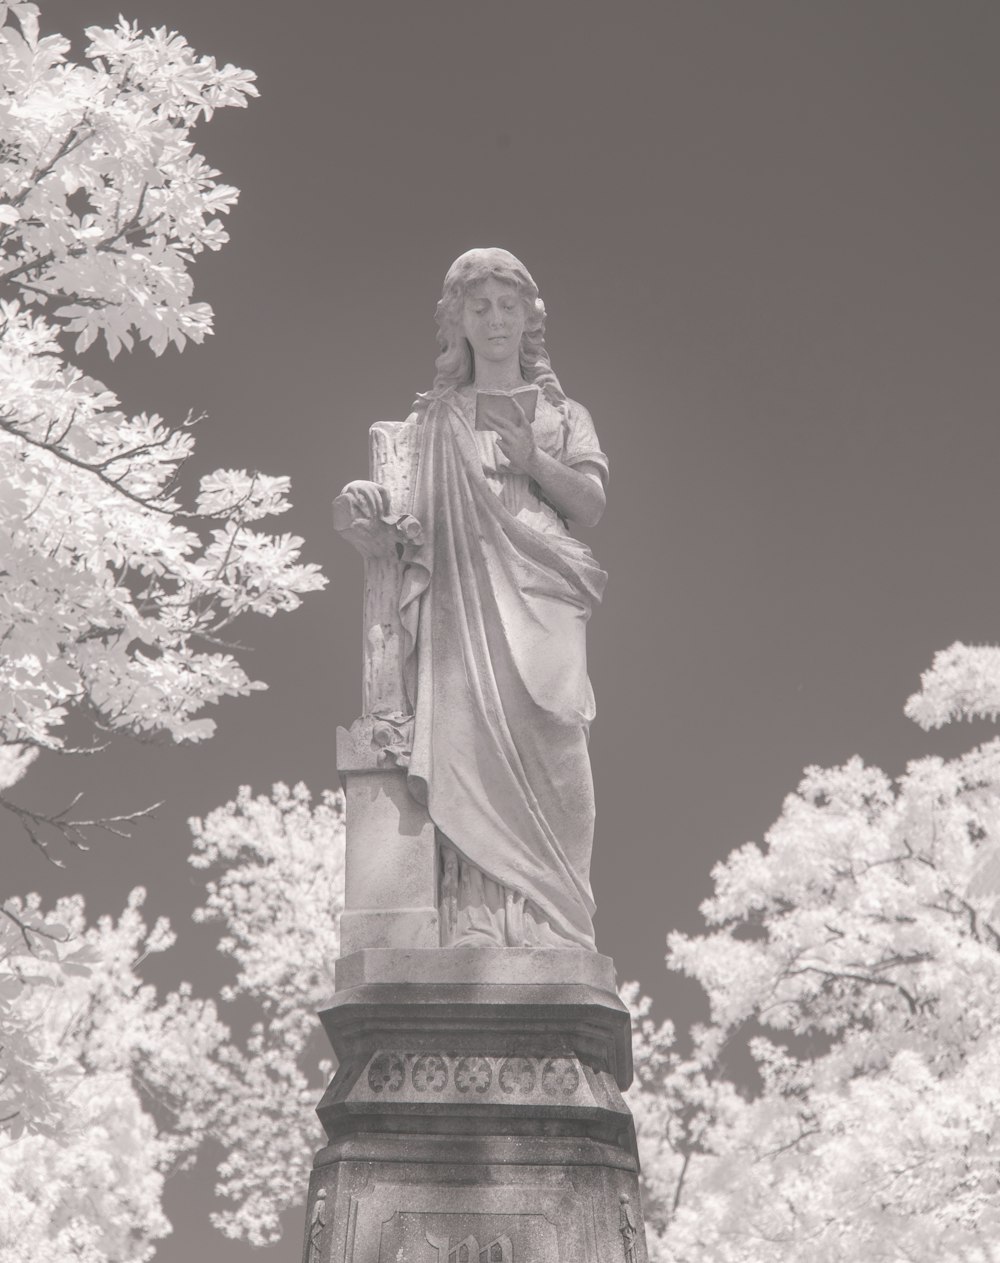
[335,946,617,991]
[318,978,633,1091]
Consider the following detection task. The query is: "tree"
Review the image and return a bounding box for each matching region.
[0,886,230,1263]
[0,782,346,1260]
[0,3,324,856]
[187,782,345,1245]
[630,640,1000,1263]
[0,7,337,1252]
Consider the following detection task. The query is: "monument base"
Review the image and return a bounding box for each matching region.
[302,951,648,1262]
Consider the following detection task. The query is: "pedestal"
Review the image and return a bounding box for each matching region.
[337,765,439,955]
[302,949,649,1263]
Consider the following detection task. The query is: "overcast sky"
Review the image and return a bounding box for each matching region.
[8,1,1000,1257]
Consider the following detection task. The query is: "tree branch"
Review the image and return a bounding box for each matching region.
[0,415,187,516]
[1,902,70,950]
[786,965,920,1015]
[7,122,96,210]
[671,1148,692,1217]
[0,793,162,863]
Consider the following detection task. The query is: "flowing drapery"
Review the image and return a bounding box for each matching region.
[399,390,607,949]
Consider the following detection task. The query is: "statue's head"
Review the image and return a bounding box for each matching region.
[437,247,543,321]
[432,247,564,406]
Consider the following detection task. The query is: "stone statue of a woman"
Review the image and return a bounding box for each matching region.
[339,248,608,951]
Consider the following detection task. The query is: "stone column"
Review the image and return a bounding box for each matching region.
[332,421,438,956]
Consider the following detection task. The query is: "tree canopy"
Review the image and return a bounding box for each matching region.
[0,3,323,853]
[630,644,1000,1262]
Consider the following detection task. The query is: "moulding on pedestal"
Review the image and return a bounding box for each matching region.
[334,946,617,992]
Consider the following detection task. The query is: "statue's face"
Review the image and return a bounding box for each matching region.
[461,276,526,365]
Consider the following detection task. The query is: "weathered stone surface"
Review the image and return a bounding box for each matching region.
[334,947,616,991]
[303,978,647,1262]
[338,909,440,957]
[304,1138,644,1262]
[333,249,609,952]
[316,980,633,1105]
[333,420,421,733]
[338,768,438,955]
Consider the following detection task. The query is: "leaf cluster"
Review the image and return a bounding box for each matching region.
[0,5,326,856]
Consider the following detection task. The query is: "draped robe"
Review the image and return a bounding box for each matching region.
[399,388,607,949]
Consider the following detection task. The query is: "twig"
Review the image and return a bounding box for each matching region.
[0,793,162,863]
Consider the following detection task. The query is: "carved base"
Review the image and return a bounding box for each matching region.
[301,970,648,1262]
[304,1136,645,1263]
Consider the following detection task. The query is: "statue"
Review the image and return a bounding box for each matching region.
[335,247,608,951]
[306,1189,326,1263]
[314,285,648,1254]
[619,1194,639,1262]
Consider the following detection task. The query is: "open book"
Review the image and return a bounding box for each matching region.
[474,387,538,432]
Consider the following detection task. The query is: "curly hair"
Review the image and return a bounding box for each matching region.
[430,247,568,413]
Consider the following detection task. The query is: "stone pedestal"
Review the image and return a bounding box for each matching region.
[302,949,648,1263]
[337,767,439,955]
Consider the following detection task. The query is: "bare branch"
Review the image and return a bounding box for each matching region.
[756,1125,821,1162]
[18,736,111,757]
[671,1148,692,1217]
[0,793,162,861]
[786,965,920,1015]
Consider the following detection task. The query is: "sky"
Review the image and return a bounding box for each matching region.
[7,0,1000,1257]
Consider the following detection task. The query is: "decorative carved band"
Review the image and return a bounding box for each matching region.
[366,1052,583,1099]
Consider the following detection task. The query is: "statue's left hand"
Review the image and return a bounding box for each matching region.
[488,397,538,475]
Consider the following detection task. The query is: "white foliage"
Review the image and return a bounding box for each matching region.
[0,7,254,356]
[0,6,338,1253]
[906,642,1000,730]
[189,782,346,1245]
[0,743,36,790]
[0,4,325,757]
[0,889,229,1263]
[634,741,1000,1263]
[1,783,346,1256]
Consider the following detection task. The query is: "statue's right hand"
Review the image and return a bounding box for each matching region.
[338,480,390,520]
[333,481,409,557]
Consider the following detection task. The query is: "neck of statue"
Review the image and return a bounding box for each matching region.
[472,354,526,393]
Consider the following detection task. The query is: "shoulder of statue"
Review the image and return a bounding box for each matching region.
[561,397,600,436]
[409,387,460,421]
[565,396,593,420]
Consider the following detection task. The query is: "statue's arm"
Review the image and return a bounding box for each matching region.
[524,449,606,528]
[482,398,606,528]
[483,395,607,528]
